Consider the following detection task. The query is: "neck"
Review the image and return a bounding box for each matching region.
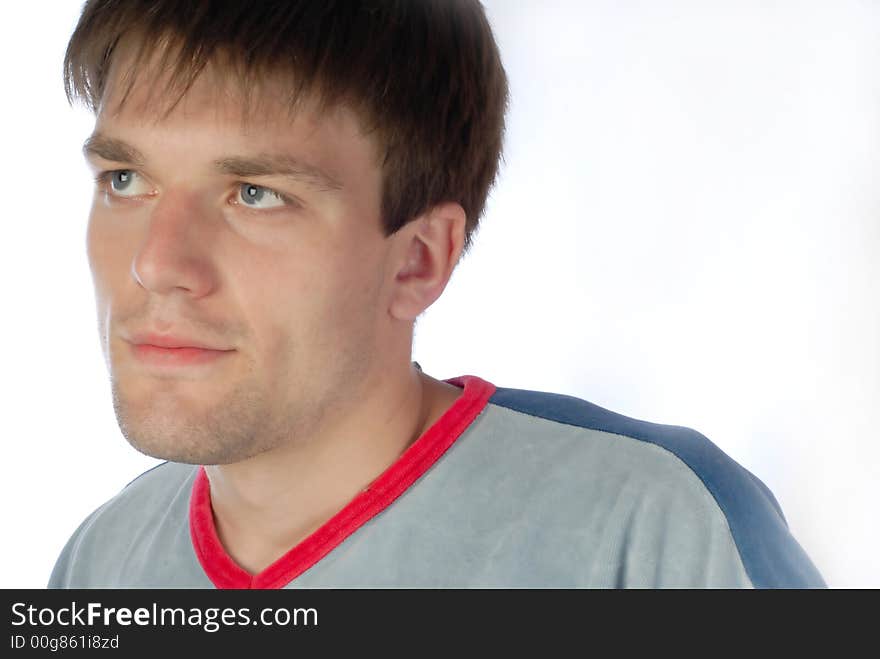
[204,362,461,574]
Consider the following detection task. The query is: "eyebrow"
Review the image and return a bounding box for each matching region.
[214,155,343,193]
[82,133,344,193]
[83,134,146,167]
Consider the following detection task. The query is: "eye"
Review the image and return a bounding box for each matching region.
[96,170,153,198]
[237,183,289,210]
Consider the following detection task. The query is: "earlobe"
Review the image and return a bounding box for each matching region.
[388,202,466,322]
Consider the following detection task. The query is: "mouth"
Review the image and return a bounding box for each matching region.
[129,343,235,368]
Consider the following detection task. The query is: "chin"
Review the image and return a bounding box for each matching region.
[121,432,254,466]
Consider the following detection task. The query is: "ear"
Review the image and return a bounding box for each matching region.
[387,202,466,322]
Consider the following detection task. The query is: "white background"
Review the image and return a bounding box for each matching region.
[1,1,877,588]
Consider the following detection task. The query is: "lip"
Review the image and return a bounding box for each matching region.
[130,344,233,367]
[127,332,232,350]
[124,331,235,368]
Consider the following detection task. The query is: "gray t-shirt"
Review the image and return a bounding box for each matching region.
[49,376,825,588]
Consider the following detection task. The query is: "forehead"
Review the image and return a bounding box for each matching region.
[96,49,376,165]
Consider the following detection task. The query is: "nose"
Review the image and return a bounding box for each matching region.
[131,191,219,298]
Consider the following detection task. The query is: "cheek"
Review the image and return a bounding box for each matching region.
[243,240,386,351]
[86,211,120,361]
[86,207,134,295]
[317,240,387,323]
[86,212,115,311]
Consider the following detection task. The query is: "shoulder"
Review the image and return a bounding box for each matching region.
[470,384,825,588]
[48,462,198,588]
[90,460,198,517]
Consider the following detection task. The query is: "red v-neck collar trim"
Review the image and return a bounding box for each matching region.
[189,375,496,589]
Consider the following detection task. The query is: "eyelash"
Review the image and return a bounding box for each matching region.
[93,170,300,214]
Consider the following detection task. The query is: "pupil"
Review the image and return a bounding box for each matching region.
[113,171,130,190]
[245,185,263,203]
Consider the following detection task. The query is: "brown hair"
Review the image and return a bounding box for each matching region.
[63,0,509,253]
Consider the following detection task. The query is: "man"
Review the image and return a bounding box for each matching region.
[50,0,824,589]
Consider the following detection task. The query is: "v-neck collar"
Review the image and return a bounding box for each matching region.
[189,375,495,589]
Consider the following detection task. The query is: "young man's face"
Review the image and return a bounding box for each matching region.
[86,61,399,465]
